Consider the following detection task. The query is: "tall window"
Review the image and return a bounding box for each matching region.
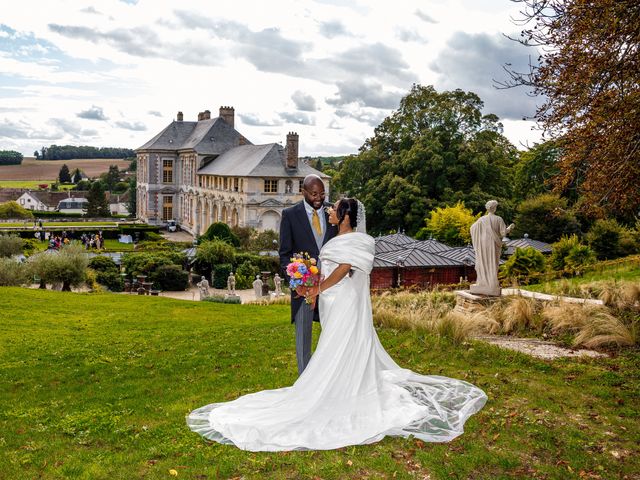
[163,159,173,183]
[298,180,304,193]
[233,178,239,192]
[162,195,173,221]
[264,179,278,193]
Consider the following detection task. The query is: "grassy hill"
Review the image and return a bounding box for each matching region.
[1,288,638,479]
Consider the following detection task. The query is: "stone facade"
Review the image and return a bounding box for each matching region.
[135,107,328,234]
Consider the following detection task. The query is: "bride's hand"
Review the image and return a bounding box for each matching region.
[295,286,308,297]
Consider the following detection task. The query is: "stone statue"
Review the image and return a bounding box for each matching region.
[274,273,282,295]
[470,200,514,296]
[253,275,263,299]
[196,276,210,300]
[227,272,236,295]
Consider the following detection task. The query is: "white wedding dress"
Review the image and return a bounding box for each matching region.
[187,232,487,451]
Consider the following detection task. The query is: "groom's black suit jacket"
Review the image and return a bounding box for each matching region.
[279,200,338,323]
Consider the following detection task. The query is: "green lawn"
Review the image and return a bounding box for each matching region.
[0,180,75,190]
[1,288,638,479]
[523,256,640,296]
[0,222,120,227]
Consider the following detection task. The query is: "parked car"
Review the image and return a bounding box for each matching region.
[167,219,178,232]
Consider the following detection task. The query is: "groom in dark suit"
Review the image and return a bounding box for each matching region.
[279,174,337,374]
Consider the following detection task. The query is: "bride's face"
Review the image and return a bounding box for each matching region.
[327,200,340,225]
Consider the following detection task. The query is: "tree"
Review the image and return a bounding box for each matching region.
[513,194,580,243]
[416,202,479,246]
[0,234,24,258]
[503,0,640,220]
[58,164,72,183]
[26,244,89,291]
[71,168,82,184]
[0,150,23,165]
[513,141,561,202]
[0,201,34,220]
[86,182,110,217]
[127,177,137,217]
[196,239,236,266]
[201,222,240,246]
[103,165,120,191]
[332,85,517,234]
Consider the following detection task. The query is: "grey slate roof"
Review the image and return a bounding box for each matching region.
[412,239,450,253]
[375,233,418,246]
[504,236,552,255]
[197,143,328,178]
[437,246,476,265]
[374,240,406,254]
[376,245,464,268]
[136,117,250,155]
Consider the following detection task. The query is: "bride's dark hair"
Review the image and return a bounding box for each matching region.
[336,198,358,229]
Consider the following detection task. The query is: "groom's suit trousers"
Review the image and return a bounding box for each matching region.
[295,302,314,374]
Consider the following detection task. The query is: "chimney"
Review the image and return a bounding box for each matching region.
[238,135,247,146]
[286,132,299,170]
[177,111,183,122]
[219,106,235,128]
[203,109,211,120]
[197,111,204,121]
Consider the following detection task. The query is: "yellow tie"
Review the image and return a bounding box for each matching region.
[312,209,322,236]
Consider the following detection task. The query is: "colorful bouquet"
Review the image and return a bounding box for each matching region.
[286,252,320,304]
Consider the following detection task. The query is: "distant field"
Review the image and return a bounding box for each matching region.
[0,180,75,189]
[0,157,131,181]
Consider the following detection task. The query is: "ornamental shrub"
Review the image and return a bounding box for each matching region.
[96,270,124,292]
[0,258,29,286]
[235,260,260,289]
[150,264,188,291]
[0,234,24,258]
[586,219,623,260]
[212,263,233,289]
[201,222,240,247]
[88,255,118,273]
[500,247,546,285]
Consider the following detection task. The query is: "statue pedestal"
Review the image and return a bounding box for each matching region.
[225,294,241,301]
[454,290,501,314]
[470,283,501,296]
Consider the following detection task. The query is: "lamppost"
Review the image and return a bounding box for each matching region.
[462,255,472,284]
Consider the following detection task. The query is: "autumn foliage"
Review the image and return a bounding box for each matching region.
[506,0,640,220]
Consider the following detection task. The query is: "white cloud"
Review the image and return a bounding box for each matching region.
[0,0,543,156]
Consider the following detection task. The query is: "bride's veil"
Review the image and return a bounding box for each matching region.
[355,200,367,233]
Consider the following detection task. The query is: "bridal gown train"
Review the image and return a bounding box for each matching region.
[186,232,487,451]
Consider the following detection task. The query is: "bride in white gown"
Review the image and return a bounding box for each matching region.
[187,198,487,451]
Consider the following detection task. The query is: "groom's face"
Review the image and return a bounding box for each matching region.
[302,182,326,210]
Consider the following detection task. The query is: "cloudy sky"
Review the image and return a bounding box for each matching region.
[0,0,542,157]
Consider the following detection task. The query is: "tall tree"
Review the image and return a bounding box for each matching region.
[104,165,120,191]
[86,182,110,217]
[127,177,137,217]
[58,164,72,183]
[503,0,640,220]
[332,85,517,235]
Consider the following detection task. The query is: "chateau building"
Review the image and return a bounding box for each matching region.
[135,106,328,234]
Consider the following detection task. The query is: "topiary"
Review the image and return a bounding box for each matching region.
[201,222,240,247]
